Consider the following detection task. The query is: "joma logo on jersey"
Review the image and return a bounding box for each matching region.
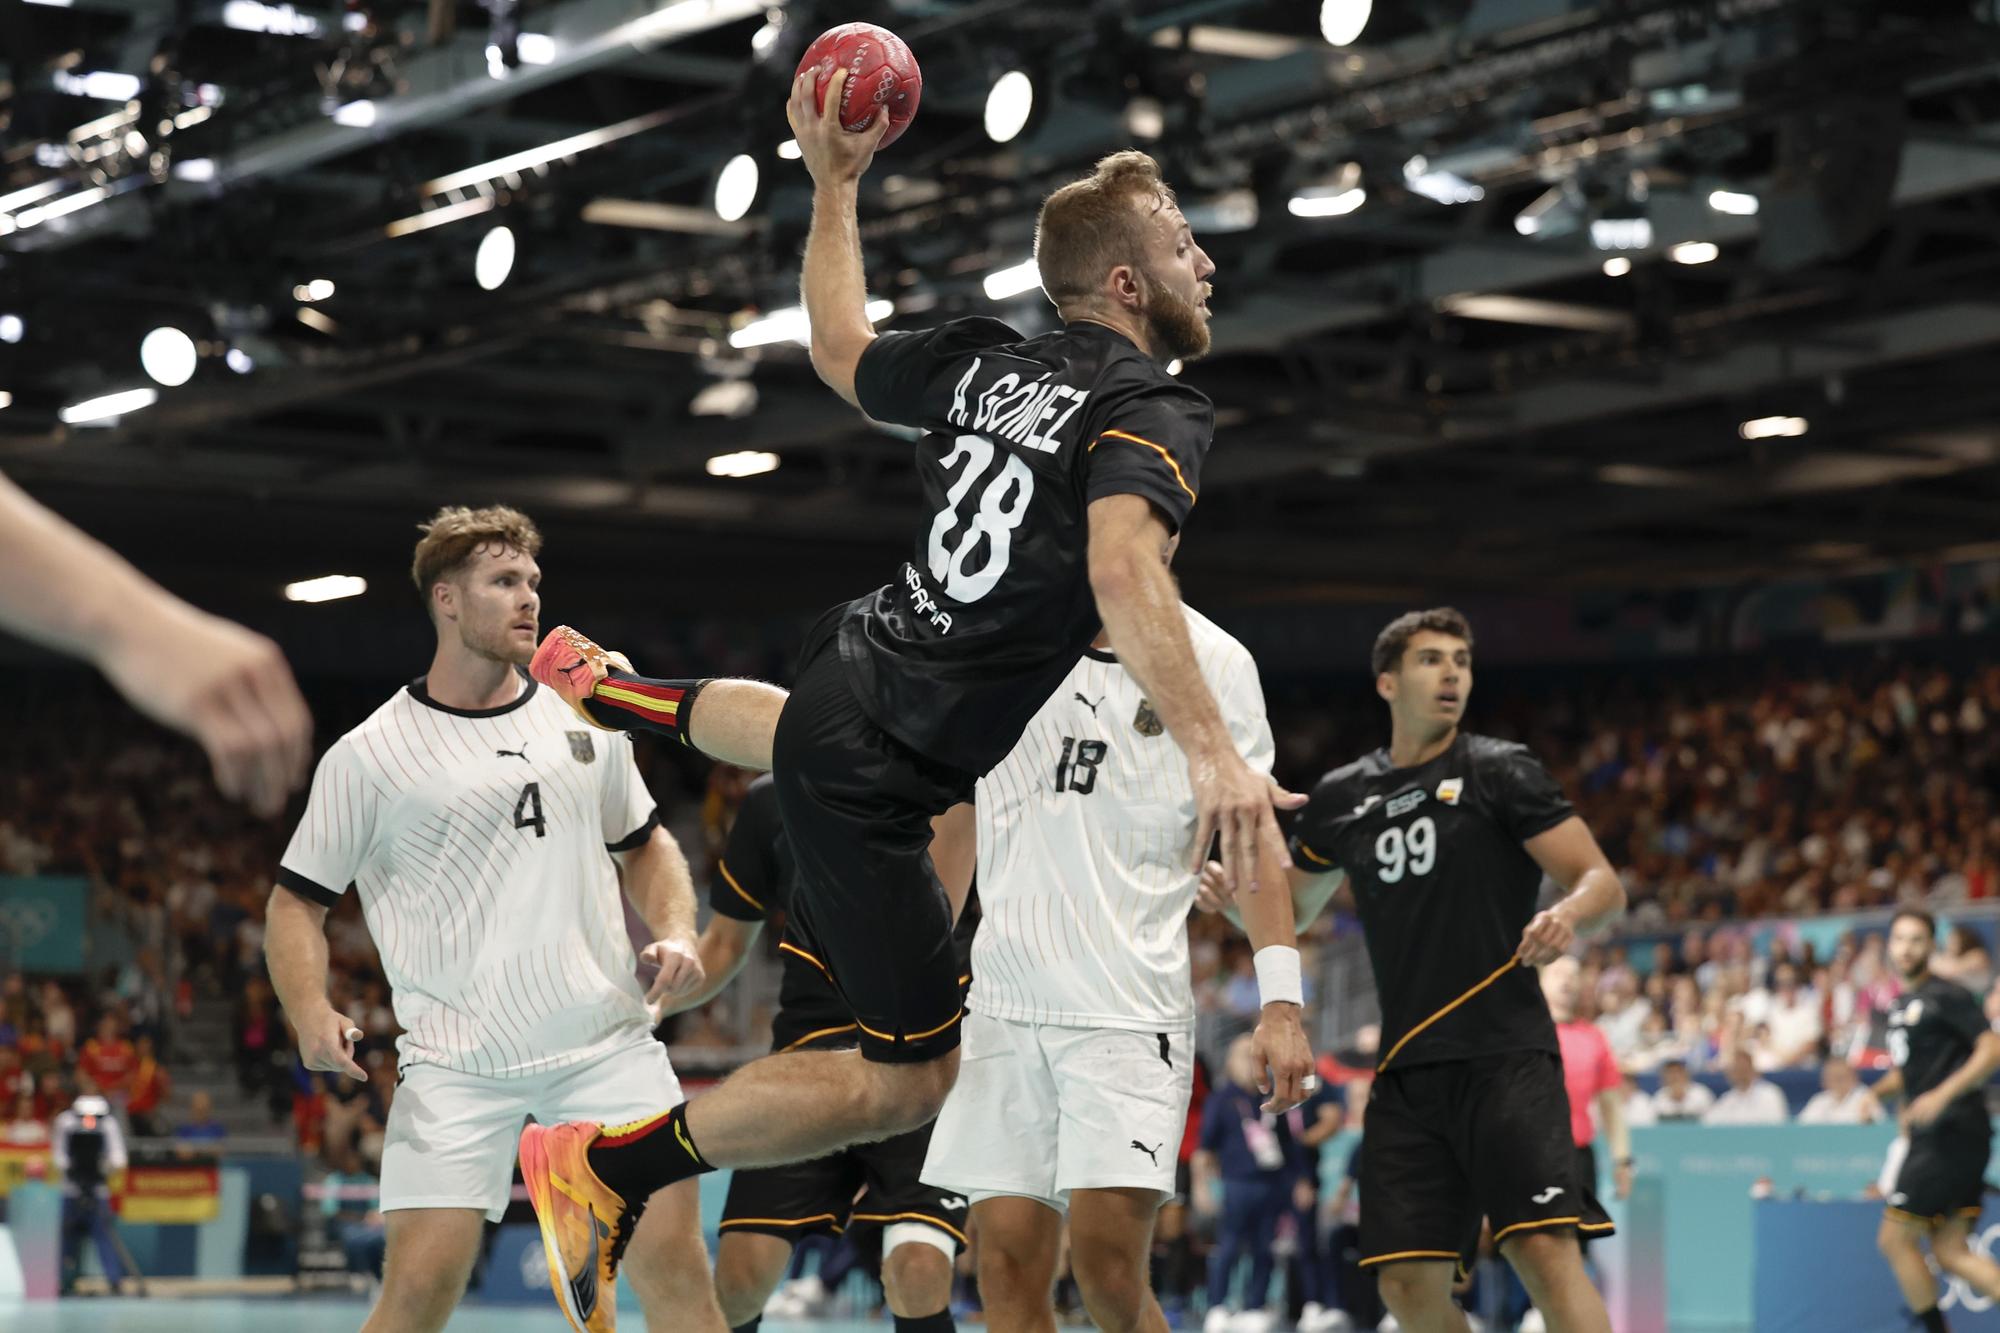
[1385,790,1427,818]
[947,357,1091,454]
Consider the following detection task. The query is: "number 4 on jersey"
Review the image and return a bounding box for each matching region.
[513,782,546,838]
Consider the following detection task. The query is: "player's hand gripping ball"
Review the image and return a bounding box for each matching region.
[795,22,922,149]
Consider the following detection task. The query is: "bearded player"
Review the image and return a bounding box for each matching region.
[511,55,1310,1332]
[265,506,725,1333]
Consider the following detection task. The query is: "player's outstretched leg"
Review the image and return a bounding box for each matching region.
[1500,1232,1611,1333]
[519,1048,956,1330]
[530,625,786,770]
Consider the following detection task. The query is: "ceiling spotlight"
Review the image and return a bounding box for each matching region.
[1589,218,1653,251]
[984,70,1035,145]
[515,32,556,64]
[139,327,199,387]
[777,139,801,160]
[0,314,21,344]
[284,574,368,603]
[60,387,157,426]
[1124,97,1165,142]
[1602,256,1633,277]
[1320,0,1372,46]
[225,348,255,374]
[729,299,894,350]
[1403,156,1484,205]
[53,70,143,101]
[1739,415,1808,440]
[332,100,377,129]
[293,278,336,302]
[1288,188,1366,218]
[1670,241,1720,265]
[713,154,760,223]
[750,8,785,58]
[690,380,758,418]
[475,225,516,290]
[1514,182,1581,238]
[171,158,216,183]
[982,259,1042,301]
[706,450,780,478]
[1707,189,1759,216]
[0,392,11,411]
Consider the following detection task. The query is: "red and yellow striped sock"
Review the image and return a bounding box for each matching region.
[581,670,708,748]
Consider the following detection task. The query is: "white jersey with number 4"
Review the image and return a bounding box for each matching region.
[970,606,1274,1031]
[278,673,659,1078]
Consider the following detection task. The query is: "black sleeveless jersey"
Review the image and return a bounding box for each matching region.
[1888,975,1994,1140]
[841,317,1214,777]
[1289,732,1575,1071]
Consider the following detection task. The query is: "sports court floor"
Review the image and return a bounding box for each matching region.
[1,1298,1092,1330]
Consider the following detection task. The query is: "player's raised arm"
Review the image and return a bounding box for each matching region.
[0,472,312,815]
[791,67,887,409]
[1087,494,1303,895]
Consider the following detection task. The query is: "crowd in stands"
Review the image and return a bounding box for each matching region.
[2,656,1996,1159]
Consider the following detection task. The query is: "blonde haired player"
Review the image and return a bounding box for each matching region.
[922,584,1320,1333]
[263,505,725,1333]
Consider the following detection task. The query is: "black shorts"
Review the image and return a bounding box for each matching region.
[1358,1050,1614,1275]
[771,619,973,1064]
[718,1121,968,1251]
[1887,1125,1993,1228]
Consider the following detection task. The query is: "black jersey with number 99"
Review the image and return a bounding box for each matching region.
[1888,976,1993,1139]
[1288,733,1575,1072]
[838,317,1213,777]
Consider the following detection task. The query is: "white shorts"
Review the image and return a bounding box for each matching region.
[921,1011,1193,1213]
[381,1030,682,1221]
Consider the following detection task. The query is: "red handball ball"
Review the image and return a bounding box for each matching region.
[796,22,922,150]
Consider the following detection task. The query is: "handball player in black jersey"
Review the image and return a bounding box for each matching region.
[659,774,972,1333]
[513,62,1312,1328]
[1211,608,1627,1333]
[1872,909,2000,1333]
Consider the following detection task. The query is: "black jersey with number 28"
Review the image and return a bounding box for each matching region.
[1288,733,1575,1071]
[840,317,1214,777]
[1888,976,1994,1139]
[711,775,975,1054]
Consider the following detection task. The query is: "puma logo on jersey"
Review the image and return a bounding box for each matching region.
[1132,1140,1162,1166]
[496,744,529,760]
[1075,692,1104,717]
[1532,1186,1564,1205]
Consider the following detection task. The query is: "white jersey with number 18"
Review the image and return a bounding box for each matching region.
[969,606,1274,1031]
[277,672,659,1079]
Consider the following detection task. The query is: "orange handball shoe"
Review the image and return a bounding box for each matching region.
[519,1121,638,1333]
[530,626,633,731]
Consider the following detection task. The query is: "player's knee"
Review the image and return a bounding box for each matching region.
[979,1236,1052,1305]
[713,1241,782,1325]
[1501,1229,1580,1284]
[1879,1218,1920,1260]
[861,1053,958,1134]
[881,1238,953,1314]
[1072,1247,1148,1327]
[1935,1242,1974,1277]
[1374,1262,1450,1314]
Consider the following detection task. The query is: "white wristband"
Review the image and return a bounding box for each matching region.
[1253,945,1303,1008]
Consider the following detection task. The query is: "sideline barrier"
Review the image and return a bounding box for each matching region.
[1756,1198,2000,1332]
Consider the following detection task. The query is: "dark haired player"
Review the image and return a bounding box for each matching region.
[512,65,1311,1329]
[1874,908,2000,1333]
[1213,608,1626,1332]
[662,775,971,1333]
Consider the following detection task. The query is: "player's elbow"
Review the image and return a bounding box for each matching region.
[808,334,869,407]
[1086,540,1145,611]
